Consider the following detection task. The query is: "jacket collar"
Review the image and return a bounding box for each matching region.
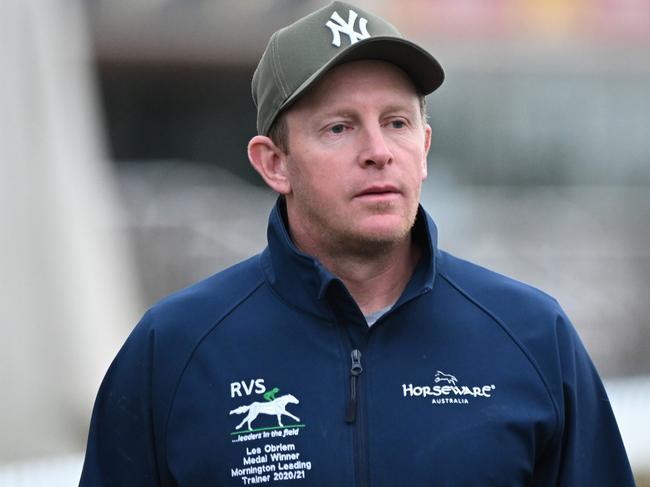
[260,198,438,321]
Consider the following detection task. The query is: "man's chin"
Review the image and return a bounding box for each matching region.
[343,221,414,255]
[362,213,414,235]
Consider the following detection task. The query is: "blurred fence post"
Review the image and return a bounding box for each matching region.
[0,0,143,461]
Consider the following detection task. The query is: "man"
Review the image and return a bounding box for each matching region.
[81,2,635,486]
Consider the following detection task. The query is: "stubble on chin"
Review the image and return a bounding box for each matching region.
[289,190,419,260]
[333,209,418,258]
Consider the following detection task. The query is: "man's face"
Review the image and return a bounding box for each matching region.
[282,60,431,256]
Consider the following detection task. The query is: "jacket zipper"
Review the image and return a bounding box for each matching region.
[346,349,363,423]
[344,347,369,486]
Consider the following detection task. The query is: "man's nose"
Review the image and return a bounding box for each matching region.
[358,124,393,168]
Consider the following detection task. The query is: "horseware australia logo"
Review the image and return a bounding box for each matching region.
[229,378,304,435]
[402,370,497,405]
[325,9,371,47]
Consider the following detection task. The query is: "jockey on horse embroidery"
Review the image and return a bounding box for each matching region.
[263,387,280,402]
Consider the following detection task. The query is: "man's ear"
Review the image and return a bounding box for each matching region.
[422,123,432,179]
[248,136,291,194]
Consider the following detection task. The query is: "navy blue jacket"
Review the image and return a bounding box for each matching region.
[81,202,635,486]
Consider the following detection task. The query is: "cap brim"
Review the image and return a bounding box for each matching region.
[278,36,444,116]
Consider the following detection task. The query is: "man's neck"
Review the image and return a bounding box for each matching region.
[330,241,420,316]
[298,235,421,316]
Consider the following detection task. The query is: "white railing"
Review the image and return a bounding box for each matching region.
[0,454,83,487]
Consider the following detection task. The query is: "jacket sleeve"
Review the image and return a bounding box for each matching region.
[80,311,163,486]
[553,310,636,486]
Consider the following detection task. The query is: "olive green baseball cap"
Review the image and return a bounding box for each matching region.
[252,1,445,135]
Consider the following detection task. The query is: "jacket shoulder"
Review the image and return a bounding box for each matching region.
[146,253,265,335]
[125,253,267,394]
[436,249,562,325]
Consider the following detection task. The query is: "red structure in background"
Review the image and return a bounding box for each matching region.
[386,0,650,43]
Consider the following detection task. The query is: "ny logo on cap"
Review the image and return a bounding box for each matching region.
[325,9,370,47]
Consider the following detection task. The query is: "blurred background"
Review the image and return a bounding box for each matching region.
[1,0,648,484]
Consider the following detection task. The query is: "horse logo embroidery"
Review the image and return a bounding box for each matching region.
[434,370,458,386]
[229,394,300,431]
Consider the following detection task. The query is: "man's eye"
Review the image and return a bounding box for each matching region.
[391,120,406,129]
[329,124,346,134]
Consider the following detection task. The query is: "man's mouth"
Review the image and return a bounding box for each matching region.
[355,185,400,198]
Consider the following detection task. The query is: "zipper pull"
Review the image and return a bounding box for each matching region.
[345,349,363,424]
